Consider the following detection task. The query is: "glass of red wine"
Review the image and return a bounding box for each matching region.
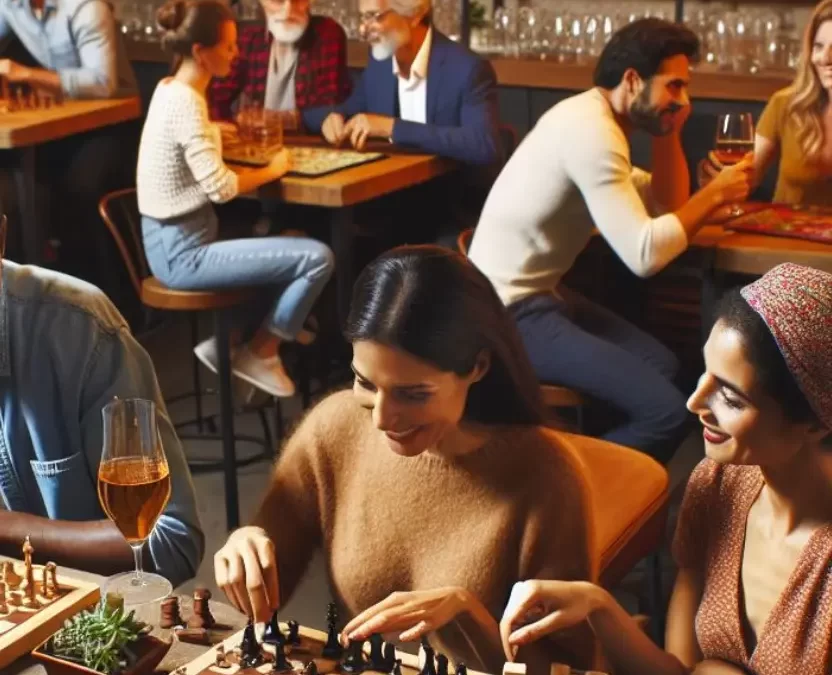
[714,113,755,166]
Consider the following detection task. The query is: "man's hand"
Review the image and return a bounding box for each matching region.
[343,114,395,151]
[322,112,347,146]
[0,59,31,84]
[670,103,691,135]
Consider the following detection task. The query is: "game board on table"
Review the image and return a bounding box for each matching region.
[724,203,832,244]
[170,603,607,675]
[222,136,386,177]
[0,537,101,668]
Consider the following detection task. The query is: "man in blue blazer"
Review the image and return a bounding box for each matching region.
[302,0,501,168]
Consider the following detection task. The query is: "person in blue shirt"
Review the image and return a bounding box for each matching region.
[0,257,204,588]
[0,0,142,323]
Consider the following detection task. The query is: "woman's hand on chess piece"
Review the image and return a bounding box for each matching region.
[0,59,30,83]
[214,526,279,624]
[499,580,602,660]
[322,113,347,147]
[342,587,487,643]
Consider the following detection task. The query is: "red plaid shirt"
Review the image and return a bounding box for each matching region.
[209,15,351,121]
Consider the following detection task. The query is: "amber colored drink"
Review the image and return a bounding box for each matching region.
[714,140,754,166]
[98,457,171,543]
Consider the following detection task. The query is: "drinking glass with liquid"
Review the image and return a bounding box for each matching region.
[714,112,755,165]
[97,397,172,604]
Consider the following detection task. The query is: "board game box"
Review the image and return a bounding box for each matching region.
[0,541,101,668]
[724,202,832,244]
[222,134,386,178]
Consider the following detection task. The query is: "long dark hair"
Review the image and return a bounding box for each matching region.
[344,246,544,426]
[156,0,235,74]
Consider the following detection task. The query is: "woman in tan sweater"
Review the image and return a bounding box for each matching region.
[214,246,595,672]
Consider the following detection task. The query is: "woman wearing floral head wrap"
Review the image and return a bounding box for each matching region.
[496,263,832,675]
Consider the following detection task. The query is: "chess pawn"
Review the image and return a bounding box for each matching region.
[0,581,7,613]
[3,561,22,589]
[215,644,230,669]
[341,639,366,674]
[287,619,301,645]
[455,666,467,675]
[436,654,449,675]
[160,596,184,629]
[188,587,215,629]
[43,562,58,599]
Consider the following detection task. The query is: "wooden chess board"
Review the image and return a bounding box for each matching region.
[725,203,832,244]
[172,622,605,675]
[0,557,100,668]
[222,136,386,177]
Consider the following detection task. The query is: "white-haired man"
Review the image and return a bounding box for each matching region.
[302,0,501,166]
[210,0,352,127]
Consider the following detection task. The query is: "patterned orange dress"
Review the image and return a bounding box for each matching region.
[673,459,832,675]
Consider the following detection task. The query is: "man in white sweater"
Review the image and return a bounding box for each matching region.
[469,19,754,462]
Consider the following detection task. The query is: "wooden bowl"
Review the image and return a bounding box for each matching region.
[32,634,171,675]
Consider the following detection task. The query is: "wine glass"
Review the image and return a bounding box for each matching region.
[714,112,755,166]
[98,397,173,605]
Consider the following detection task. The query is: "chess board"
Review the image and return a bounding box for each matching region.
[222,137,386,177]
[172,621,605,675]
[0,558,100,668]
[725,203,832,244]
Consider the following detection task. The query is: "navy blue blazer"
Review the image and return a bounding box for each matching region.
[302,30,501,166]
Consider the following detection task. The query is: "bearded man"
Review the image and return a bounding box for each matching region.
[301,0,500,166]
[469,19,756,463]
[209,0,351,128]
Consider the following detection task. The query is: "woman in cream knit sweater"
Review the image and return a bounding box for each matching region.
[215,246,596,673]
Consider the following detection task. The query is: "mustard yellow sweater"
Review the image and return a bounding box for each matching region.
[253,391,594,672]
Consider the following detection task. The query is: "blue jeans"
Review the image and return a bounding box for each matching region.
[142,204,334,340]
[511,290,690,463]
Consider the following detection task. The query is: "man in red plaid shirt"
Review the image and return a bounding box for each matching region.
[209,0,351,128]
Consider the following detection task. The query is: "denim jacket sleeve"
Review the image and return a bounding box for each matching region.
[79,323,205,588]
[60,0,120,99]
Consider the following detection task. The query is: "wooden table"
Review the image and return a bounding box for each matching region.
[0,97,142,264]
[3,558,247,675]
[233,140,456,323]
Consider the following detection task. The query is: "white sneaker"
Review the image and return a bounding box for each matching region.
[194,337,240,375]
[232,346,296,398]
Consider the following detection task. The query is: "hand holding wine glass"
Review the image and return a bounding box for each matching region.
[698,112,756,188]
[97,397,173,604]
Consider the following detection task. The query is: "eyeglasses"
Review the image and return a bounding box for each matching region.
[358,9,392,25]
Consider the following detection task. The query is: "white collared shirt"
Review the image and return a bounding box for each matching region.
[393,28,432,124]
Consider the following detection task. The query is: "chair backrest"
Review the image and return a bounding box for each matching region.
[554,431,669,587]
[98,188,149,298]
[457,227,473,257]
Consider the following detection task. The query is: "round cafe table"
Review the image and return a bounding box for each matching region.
[4,558,248,675]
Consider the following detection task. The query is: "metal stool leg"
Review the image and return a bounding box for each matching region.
[216,310,240,532]
[190,313,205,433]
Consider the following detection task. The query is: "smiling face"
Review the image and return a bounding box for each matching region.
[193,19,238,78]
[811,19,832,91]
[627,53,691,136]
[351,340,487,457]
[358,0,423,61]
[687,320,821,468]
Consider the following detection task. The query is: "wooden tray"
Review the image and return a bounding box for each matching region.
[32,634,171,675]
[0,558,100,668]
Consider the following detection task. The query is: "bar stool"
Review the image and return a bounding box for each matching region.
[456,227,587,428]
[98,188,275,531]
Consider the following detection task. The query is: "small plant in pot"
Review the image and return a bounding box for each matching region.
[34,596,170,675]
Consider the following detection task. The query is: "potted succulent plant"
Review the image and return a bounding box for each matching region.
[33,597,170,675]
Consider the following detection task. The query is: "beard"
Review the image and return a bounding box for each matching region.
[369,26,408,61]
[267,16,308,44]
[629,85,678,137]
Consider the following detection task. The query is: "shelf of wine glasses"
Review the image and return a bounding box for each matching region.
[125,39,793,103]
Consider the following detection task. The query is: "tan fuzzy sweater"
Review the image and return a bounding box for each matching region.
[252,391,594,673]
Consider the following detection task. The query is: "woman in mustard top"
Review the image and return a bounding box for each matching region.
[704,0,832,207]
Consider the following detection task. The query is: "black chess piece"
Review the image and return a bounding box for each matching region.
[288,619,301,645]
[341,638,366,674]
[391,659,403,675]
[455,665,467,675]
[419,637,436,675]
[436,654,449,675]
[368,634,385,670]
[272,642,292,673]
[263,610,286,647]
[240,620,265,668]
[382,643,396,672]
[323,602,344,659]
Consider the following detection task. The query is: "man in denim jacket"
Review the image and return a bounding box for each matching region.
[0,259,204,588]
